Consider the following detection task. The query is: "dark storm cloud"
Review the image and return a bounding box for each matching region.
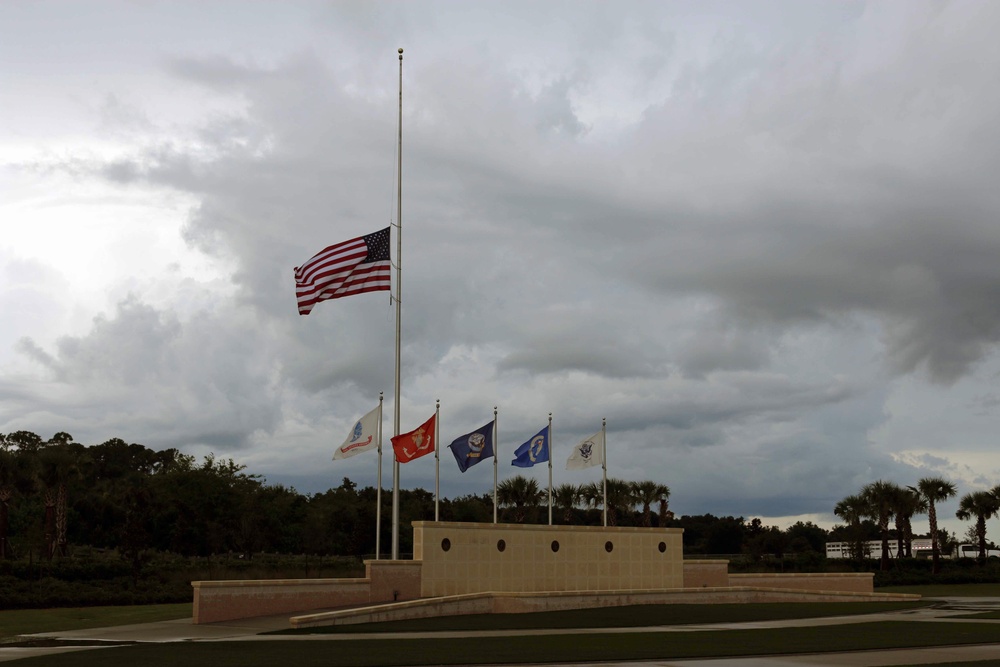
[607,1,1000,385]
[7,1,1000,522]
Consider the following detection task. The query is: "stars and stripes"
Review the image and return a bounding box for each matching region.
[294,227,391,315]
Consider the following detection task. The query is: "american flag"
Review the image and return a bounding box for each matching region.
[294,227,391,315]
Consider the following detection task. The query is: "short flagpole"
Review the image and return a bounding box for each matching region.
[547,412,553,526]
[493,406,498,524]
[391,47,404,561]
[602,417,608,528]
[434,399,440,522]
[376,392,384,560]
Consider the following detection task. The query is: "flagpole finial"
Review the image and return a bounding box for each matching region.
[398,47,403,58]
[436,398,440,407]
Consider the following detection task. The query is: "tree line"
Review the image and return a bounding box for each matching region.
[5,430,993,573]
[835,477,1000,572]
[0,431,679,563]
[0,430,840,564]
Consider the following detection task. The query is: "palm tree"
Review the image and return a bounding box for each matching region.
[552,484,581,524]
[496,475,543,523]
[956,490,1000,562]
[34,439,82,559]
[862,480,899,570]
[36,449,62,560]
[605,478,634,526]
[657,484,672,526]
[916,477,957,573]
[580,481,603,523]
[834,493,869,562]
[0,446,14,559]
[630,480,661,527]
[893,486,926,558]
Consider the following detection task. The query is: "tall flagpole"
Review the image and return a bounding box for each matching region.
[391,47,404,561]
[602,417,608,528]
[493,406,498,524]
[376,392,384,559]
[434,399,440,521]
[547,412,553,526]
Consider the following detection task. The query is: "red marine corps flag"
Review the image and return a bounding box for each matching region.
[390,413,436,464]
[294,227,391,315]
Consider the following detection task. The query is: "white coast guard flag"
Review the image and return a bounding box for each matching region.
[334,405,380,460]
[566,429,604,471]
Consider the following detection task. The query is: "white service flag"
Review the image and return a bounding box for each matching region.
[566,429,604,470]
[334,405,381,460]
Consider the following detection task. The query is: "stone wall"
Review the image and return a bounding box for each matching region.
[682,559,730,588]
[192,578,371,624]
[366,559,422,602]
[192,560,423,624]
[193,523,879,625]
[414,521,684,597]
[730,572,874,593]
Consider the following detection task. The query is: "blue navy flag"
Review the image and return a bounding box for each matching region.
[448,421,495,473]
[512,426,549,468]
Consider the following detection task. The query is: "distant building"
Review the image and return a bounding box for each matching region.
[825,539,931,559]
[826,540,996,559]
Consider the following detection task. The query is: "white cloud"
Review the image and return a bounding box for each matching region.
[2,1,1000,534]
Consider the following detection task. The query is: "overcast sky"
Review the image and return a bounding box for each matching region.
[3,0,1000,538]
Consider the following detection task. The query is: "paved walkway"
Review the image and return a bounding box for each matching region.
[3,597,1000,665]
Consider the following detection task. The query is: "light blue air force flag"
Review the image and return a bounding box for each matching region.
[449,421,495,473]
[512,427,549,468]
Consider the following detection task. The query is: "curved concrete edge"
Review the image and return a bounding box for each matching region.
[289,586,921,629]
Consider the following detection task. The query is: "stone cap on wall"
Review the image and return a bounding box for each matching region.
[364,560,423,568]
[192,578,368,589]
[730,572,875,579]
[413,520,682,535]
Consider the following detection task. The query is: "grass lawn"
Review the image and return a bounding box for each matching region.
[952,611,1000,620]
[11,621,1000,667]
[3,584,1000,666]
[0,604,192,642]
[879,583,1000,597]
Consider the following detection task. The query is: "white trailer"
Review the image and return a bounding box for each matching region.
[825,539,932,559]
[953,543,1000,559]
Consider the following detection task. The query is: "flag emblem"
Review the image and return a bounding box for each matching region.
[529,436,545,462]
[468,433,486,455]
[350,421,364,442]
[578,441,594,460]
[402,425,432,458]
